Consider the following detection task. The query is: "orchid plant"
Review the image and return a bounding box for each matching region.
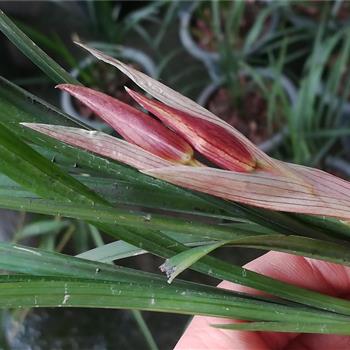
[24,43,350,221]
[2,9,350,340]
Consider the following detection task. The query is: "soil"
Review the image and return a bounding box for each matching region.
[191,1,272,53]
[205,78,284,145]
[73,61,144,121]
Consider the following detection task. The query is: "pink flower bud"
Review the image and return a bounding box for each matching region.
[126,88,256,172]
[57,84,195,165]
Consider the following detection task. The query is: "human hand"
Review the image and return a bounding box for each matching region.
[174,251,350,350]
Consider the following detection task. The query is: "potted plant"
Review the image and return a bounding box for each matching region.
[179,1,279,78]
[197,68,297,153]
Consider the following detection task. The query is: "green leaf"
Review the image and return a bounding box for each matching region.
[3,185,350,267]
[0,10,79,85]
[2,157,350,317]
[2,181,350,317]
[2,162,350,316]
[160,241,228,283]
[160,233,350,283]
[0,76,85,128]
[1,243,349,328]
[78,229,350,272]
[212,321,350,335]
[2,274,349,328]
[243,5,274,55]
[14,190,348,269]
[221,234,350,267]
[0,175,263,241]
[76,235,220,263]
[14,219,69,240]
[88,224,104,247]
[290,214,350,241]
[76,240,146,263]
[0,122,104,206]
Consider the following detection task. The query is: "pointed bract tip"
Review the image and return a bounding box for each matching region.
[55,84,66,89]
[55,84,79,92]
[20,122,49,131]
[74,40,86,48]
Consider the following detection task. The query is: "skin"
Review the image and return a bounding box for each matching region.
[174,251,350,350]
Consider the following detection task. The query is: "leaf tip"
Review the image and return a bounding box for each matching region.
[19,122,30,127]
[159,260,177,284]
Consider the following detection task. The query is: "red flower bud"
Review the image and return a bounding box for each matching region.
[57,84,195,165]
[126,88,256,172]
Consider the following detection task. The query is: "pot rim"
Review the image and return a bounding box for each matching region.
[179,1,279,65]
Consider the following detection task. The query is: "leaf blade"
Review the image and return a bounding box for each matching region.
[0,10,79,85]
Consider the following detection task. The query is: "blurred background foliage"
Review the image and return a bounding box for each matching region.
[1,1,350,349]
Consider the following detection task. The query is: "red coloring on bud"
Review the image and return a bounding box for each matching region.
[126,88,256,172]
[57,84,194,165]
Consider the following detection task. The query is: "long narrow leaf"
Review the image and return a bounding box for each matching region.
[15,220,69,240]
[2,189,350,267]
[2,275,349,327]
[0,244,349,326]
[213,321,350,335]
[0,10,79,85]
[0,123,103,205]
[77,240,146,262]
[3,185,350,315]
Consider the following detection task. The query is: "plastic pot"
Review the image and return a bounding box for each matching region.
[196,68,297,153]
[179,1,279,79]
